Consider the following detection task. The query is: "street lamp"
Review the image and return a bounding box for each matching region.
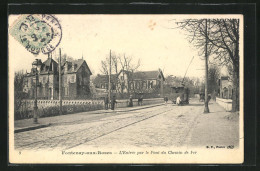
[32,59,42,124]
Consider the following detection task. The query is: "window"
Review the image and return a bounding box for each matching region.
[112,83,116,90]
[143,82,147,89]
[64,87,69,96]
[24,78,28,86]
[151,81,153,88]
[70,75,75,83]
[130,82,134,90]
[136,82,140,89]
[147,81,153,89]
[121,82,125,90]
[43,76,46,84]
[67,77,70,83]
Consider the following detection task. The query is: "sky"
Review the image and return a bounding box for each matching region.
[9,14,231,79]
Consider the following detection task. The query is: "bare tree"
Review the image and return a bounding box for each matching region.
[209,19,240,112]
[100,51,120,75]
[100,60,109,75]
[176,19,211,112]
[118,54,140,94]
[14,70,28,118]
[100,51,141,95]
[176,18,240,112]
[100,52,119,93]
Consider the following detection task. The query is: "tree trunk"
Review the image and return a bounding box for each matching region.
[232,66,239,112]
[204,19,209,113]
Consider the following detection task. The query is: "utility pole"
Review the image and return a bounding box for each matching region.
[108,50,111,103]
[160,69,164,97]
[204,19,210,113]
[59,48,62,115]
[182,56,194,84]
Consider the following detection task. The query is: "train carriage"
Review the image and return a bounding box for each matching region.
[169,85,190,105]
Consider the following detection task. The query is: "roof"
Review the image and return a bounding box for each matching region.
[26,58,92,77]
[26,58,58,76]
[61,59,92,75]
[132,71,160,80]
[43,58,57,67]
[93,74,118,84]
[117,69,164,81]
[40,58,58,74]
[94,69,165,85]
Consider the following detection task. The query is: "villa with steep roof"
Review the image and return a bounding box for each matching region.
[218,76,233,99]
[23,57,92,100]
[93,69,165,96]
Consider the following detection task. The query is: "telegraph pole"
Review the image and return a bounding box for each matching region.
[59,48,62,115]
[204,19,210,113]
[108,50,111,103]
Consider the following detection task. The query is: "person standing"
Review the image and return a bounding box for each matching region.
[111,95,117,110]
[128,95,133,107]
[208,95,211,103]
[164,96,168,105]
[176,96,181,106]
[138,95,142,106]
[140,95,143,106]
[104,95,109,110]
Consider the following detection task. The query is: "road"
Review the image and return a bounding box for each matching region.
[14,99,239,151]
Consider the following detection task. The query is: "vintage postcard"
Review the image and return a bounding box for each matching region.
[9,14,244,164]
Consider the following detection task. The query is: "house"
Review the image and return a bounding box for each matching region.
[93,69,165,97]
[23,58,59,100]
[61,59,92,99]
[93,74,118,91]
[23,57,92,100]
[218,76,233,99]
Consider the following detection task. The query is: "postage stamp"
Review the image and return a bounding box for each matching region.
[9,14,62,55]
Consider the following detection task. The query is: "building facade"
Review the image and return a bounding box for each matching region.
[218,76,233,99]
[93,69,165,97]
[23,57,92,100]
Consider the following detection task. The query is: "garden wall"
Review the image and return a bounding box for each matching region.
[16,98,164,120]
[21,99,104,110]
[216,97,232,111]
[16,99,104,120]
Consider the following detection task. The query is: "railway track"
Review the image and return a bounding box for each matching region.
[15,105,176,150]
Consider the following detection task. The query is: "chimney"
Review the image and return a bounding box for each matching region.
[65,62,68,73]
[52,60,54,71]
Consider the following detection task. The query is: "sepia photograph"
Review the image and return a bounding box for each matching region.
[8,13,244,164]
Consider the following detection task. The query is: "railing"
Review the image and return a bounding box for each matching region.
[16,98,164,120]
[20,99,104,111]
